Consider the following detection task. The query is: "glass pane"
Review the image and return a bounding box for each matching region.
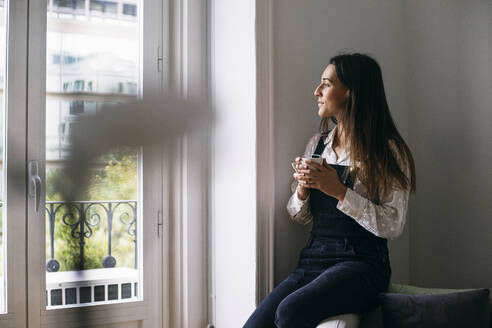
[46,0,141,309]
[0,0,6,314]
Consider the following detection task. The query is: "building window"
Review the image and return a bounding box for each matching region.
[73,80,85,92]
[89,0,103,13]
[123,4,137,17]
[69,100,85,115]
[90,0,118,15]
[54,0,85,10]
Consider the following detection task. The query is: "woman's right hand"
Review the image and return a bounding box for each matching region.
[293,157,310,200]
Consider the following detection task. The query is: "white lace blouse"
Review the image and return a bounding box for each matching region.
[286,127,411,240]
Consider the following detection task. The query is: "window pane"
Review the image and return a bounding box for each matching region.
[46,0,141,310]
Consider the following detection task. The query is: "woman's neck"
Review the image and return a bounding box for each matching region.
[334,125,346,147]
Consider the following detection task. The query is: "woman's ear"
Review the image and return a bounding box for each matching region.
[345,88,350,99]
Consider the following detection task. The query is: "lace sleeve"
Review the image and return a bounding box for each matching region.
[335,141,411,239]
[285,133,320,225]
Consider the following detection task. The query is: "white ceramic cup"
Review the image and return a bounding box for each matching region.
[291,156,323,172]
[302,156,323,165]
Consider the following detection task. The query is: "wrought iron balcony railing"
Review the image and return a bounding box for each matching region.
[45,200,137,272]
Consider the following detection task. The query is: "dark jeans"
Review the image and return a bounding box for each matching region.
[242,236,391,328]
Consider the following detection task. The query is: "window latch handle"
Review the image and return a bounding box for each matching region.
[157,210,163,237]
[28,160,43,212]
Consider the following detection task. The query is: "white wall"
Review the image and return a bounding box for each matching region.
[210,0,257,327]
[405,0,492,288]
[273,0,411,285]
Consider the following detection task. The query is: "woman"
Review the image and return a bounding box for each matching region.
[243,52,416,328]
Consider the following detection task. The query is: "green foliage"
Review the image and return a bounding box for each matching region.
[46,147,138,272]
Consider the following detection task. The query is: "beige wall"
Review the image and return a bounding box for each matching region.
[272,0,492,289]
[405,0,492,288]
[273,0,411,284]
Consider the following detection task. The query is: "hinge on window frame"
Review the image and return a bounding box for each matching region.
[157,46,163,72]
[157,210,163,237]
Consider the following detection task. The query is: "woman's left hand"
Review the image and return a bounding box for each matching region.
[297,159,348,202]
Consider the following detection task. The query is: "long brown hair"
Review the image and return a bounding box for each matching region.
[320,52,416,203]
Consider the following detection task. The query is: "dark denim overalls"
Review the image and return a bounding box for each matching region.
[243,136,392,328]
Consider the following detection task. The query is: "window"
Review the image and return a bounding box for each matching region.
[90,0,118,16]
[123,4,137,16]
[73,80,84,91]
[53,0,85,13]
[46,0,142,311]
[69,100,84,114]
[0,0,204,326]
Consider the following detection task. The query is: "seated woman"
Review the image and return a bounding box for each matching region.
[243,52,416,328]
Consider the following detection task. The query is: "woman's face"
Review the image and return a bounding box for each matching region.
[314,64,350,118]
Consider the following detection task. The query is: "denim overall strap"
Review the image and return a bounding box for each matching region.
[308,132,386,240]
[313,134,326,156]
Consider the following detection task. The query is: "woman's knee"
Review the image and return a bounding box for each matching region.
[274,294,311,328]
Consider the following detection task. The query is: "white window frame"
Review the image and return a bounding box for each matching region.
[1,0,28,326]
[255,0,275,305]
[25,0,166,327]
[164,0,209,327]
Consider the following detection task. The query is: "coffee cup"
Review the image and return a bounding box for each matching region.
[292,156,323,172]
[302,156,323,170]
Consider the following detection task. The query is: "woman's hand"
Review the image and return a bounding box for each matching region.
[296,159,348,202]
[292,157,310,200]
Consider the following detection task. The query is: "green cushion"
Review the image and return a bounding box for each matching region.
[388,282,477,295]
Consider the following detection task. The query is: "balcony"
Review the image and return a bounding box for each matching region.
[45,200,139,309]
